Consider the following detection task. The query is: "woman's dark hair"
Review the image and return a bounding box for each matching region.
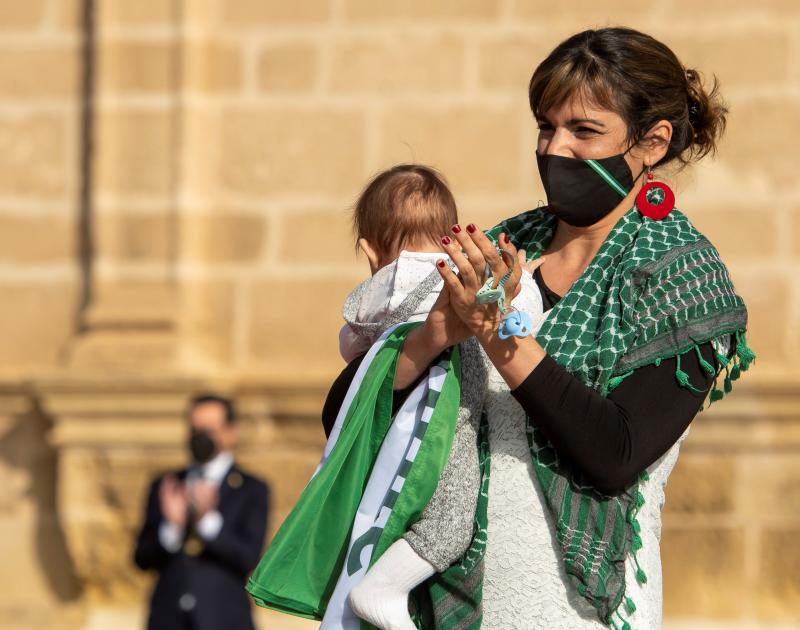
[352,164,458,256]
[528,27,728,169]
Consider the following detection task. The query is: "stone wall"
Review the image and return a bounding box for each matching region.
[0,1,798,629]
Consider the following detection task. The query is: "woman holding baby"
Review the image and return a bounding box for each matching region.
[248,26,756,630]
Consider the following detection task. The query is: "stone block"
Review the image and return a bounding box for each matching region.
[186,41,243,92]
[721,273,789,366]
[511,0,653,22]
[278,209,357,265]
[0,1,46,28]
[793,207,800,258]
[690,206,779,261]
[478,33,568,91]
[669,0,800,16]
[378,106,522,195]
[96,212,172,262]
[0,215,74,262]
[219,108,365,196]
[257,43,318,92]
[663,453,738,515]
[222,0,330,25]
[0,282,78,371]
[659,29,791,89]
[247,277,356,372]
[97,42,175,93]
[329,34,464,93]
[95,109,174,197]
[740,454,800,519]
[184,213,265,263]
[0,46,78,99]
[757,528,800,620]
[662,526,746,618]
[98,0,178,26]
[344,0,501,20]
[0,114,69,198]
[181,280,237,365]
[722,97,800,194]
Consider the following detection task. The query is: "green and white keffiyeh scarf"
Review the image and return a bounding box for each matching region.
[480,200,755,628]
[247,198,755,629]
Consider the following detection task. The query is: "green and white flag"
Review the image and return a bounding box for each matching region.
[246,322,463,628]
[322,339,453,628]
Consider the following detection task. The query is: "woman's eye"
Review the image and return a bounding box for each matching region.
[575,127,599,135]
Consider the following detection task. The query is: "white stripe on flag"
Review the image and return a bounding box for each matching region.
[375,505,392,527]
[407,437,422,461]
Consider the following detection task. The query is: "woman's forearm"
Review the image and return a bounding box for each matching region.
[473,324,548,390]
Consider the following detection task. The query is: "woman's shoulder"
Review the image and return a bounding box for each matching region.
[628,207,731,286]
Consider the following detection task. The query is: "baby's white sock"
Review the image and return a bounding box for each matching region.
[349,538,436,630]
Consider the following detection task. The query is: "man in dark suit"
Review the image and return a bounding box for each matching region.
[134,394,270,630]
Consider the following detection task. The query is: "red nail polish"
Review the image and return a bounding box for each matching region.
[502,233,510,244]
[437,259,446,268]
[441,235,451,245]
[466,223,477,233]
[451,224,461,234]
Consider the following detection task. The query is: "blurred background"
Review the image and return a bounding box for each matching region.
[0,0,798,628]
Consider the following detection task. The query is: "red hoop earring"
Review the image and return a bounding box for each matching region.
[636,166,675,220]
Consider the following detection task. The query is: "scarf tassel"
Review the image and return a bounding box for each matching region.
[606,369,635,395]
[674,351,707,394]
[706,331,756,407]
[611,608,633,630]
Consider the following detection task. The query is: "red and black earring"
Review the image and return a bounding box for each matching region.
[636,165,675,221]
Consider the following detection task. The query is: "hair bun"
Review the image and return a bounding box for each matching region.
[683,66,728,162]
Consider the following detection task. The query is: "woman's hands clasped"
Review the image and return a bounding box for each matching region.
[427,223,546,344]
[396,222,546,389]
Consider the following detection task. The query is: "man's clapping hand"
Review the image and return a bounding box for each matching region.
[190,480,220,518]
[159,475,188,528]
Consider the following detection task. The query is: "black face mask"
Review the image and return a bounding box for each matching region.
[189,428,218,464]
[535,149,641,227]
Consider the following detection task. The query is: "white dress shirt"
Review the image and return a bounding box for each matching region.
[158,451,234,553]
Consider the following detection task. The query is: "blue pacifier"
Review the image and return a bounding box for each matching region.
[473,247,533,340]
[498,309,534,340]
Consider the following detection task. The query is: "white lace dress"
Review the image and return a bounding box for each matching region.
[480,289,689,629]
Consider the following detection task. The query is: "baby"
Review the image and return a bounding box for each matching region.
[339,164,544,630]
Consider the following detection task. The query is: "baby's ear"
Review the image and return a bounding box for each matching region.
[358,238,382,276]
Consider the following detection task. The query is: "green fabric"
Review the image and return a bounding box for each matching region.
[483,203,756,627]
[245,323,464,622]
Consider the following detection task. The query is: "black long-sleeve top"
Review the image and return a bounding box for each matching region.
[322,265,733,494]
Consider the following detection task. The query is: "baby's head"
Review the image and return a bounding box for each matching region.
[352,164,457,275]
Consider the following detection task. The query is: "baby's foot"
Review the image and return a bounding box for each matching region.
[348,539,434,630]
[349,580,416,630]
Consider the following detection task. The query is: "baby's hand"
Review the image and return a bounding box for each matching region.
[518,249,546,276]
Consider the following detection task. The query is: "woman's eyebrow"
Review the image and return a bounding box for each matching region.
[566,117,606,127]
[536,116,606,127]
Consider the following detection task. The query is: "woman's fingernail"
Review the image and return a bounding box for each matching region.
[451,224,461,234]
[441,235,451,245]
[437,259,446,268]
[502,233,510,244]
[466,223,477,233]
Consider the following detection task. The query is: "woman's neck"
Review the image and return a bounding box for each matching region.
[544,185,639,270]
